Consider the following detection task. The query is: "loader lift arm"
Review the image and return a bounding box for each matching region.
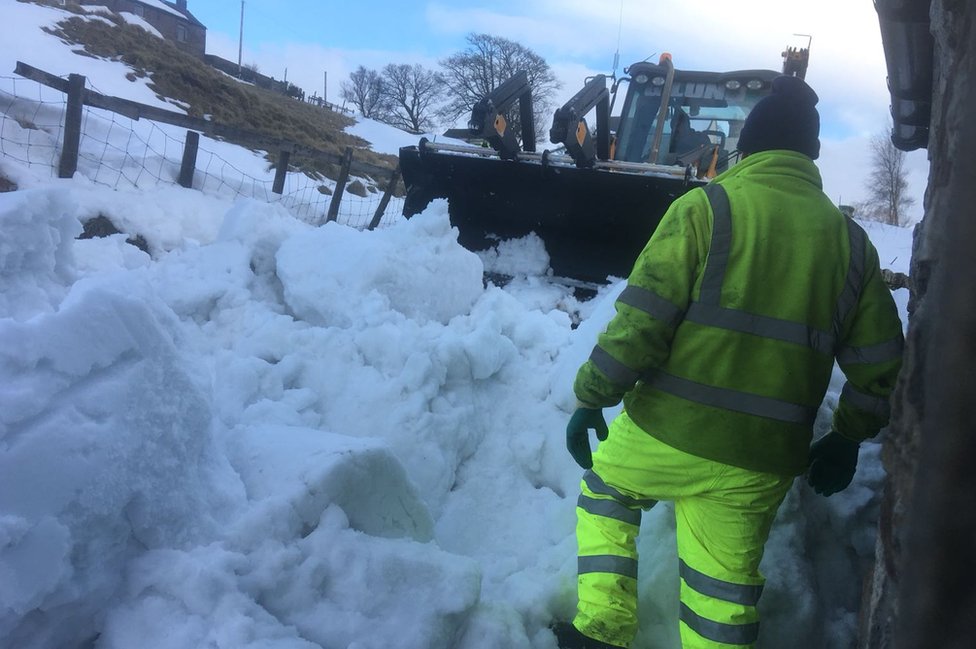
[468,70,536,160]
[548,74,610,168]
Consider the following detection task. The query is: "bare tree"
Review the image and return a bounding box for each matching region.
[340,66,385,119]
[378,63,444,134]
[438,33,560,144]
[862,130,915,226]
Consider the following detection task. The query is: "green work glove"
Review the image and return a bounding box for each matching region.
[566,408,608,470]
[807,431,860,496]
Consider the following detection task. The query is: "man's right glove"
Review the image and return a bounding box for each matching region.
[807,431,860,496]
[566,408,608,470]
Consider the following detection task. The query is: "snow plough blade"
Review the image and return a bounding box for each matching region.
[400,141,697,282]
[400,49,808,283]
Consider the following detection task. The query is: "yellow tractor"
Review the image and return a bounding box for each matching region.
[399,47,810,283]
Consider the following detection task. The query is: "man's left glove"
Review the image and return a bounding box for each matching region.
[566,408,608,470]
[807,431,860,496]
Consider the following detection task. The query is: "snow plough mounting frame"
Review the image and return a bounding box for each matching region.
[400,48,809,283]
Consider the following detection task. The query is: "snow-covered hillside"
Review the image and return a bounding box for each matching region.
[1,3,913,649]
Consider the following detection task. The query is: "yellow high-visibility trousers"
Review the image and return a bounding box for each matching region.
[573,410,793,648]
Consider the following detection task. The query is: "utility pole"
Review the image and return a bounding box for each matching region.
[323,71,327,106]
[237,0,244,78]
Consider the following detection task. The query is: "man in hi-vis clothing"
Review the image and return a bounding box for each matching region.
[553,75,904,649]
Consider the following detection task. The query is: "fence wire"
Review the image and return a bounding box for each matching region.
[0,76,65,171]
[0,74,404,230]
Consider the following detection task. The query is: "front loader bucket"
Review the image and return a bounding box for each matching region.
[400,142,702,283]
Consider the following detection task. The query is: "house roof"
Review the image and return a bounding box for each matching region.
[132,0,206,29]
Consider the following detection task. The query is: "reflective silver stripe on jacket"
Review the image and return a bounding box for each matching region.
[578,494,642,526]
[583,470,658,510]
[832,218,867,342]
[841,382,891,419]
[679,559,763,606]
[685,302,835,355]
[693,182,848,357]
[679,602,760,645]
[836,334,904,365]
[589,346,640,387]
[642,186,871,425]
[617,284,684,329]
[699,183,732,305]
[578,554,638,579]
[646,371,818,425]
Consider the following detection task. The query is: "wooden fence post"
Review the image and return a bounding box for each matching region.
[272,147,291,194]
[58,73,86,179]
[178,130,200,188]
[368,165,401,230]
[325,146,353,223]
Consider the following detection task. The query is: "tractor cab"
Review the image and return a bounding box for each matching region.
[613,59,781,177]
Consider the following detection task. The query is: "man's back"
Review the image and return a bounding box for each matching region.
[576,149,903,476]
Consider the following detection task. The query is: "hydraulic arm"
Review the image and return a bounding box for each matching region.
[548,74,610,168]
[468,70,536,160]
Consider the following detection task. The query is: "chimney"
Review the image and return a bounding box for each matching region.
[176,0,187,11]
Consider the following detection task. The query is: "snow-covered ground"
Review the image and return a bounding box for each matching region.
[1,3,913,649]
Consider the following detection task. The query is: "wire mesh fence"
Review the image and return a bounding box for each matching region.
[0,75,65,172]
[0,74,405,230]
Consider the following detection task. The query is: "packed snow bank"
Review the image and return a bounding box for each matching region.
[0,189,493,648]
[226,425,434,541]
[0,189,79,320]
[0,280,240,648]
[99,425,483,649]
[276,199,483,327]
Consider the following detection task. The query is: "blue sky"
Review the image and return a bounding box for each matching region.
[187,1,460,61]
[182,0,929,217]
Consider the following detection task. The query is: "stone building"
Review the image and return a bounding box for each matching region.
[73,0,206,58]
[862,0,976,647]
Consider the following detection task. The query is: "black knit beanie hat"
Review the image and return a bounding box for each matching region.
[738,75,821,159]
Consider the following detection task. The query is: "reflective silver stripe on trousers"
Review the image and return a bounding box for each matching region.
[680,602,760,646]
[646,371,817,425]
[833,219,867,341]
[617,284,684,329]
[679,559,763,606]
[699,183,732,305]
[578,494,642,527]
[578,554,639,579]
[685,302,835,355]
[836,334,905,365]
[589,346,640,387]
[583,470,658,510]
[841,382,891,419]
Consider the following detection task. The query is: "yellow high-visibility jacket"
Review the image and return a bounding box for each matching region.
[574,150,904,476]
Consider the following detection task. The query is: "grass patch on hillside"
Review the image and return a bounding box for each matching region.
[36,5,399,185]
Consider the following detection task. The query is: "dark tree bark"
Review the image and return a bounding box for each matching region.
[340,66,384,119]
[378,63,444,134]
